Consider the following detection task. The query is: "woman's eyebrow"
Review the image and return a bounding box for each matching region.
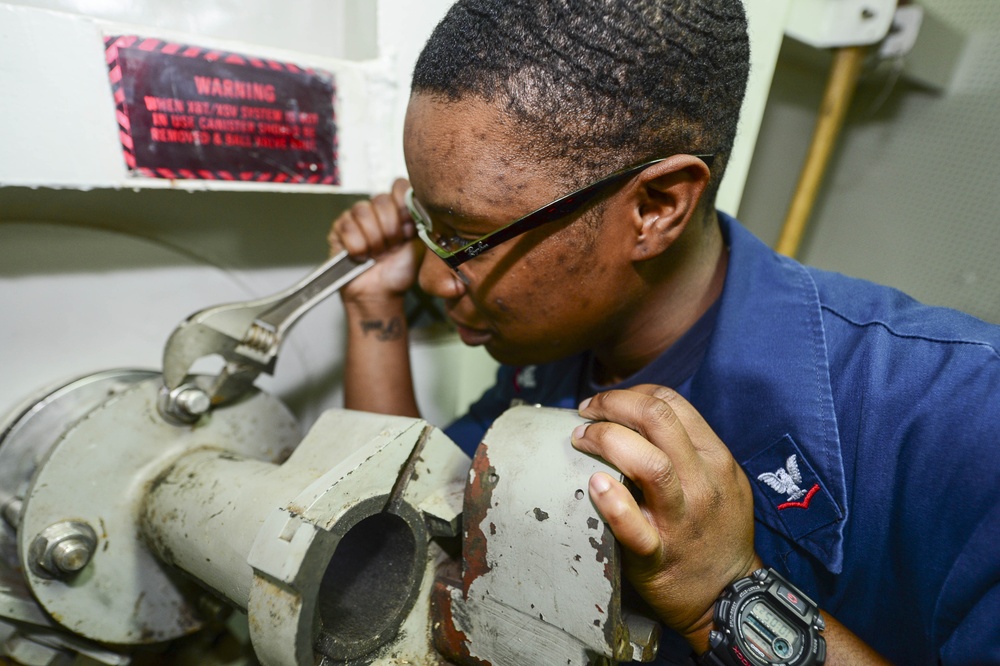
[421,199,498,230]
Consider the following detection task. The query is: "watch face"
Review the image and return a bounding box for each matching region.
[737,598,802,663]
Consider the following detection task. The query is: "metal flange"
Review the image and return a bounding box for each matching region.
[16,375,301,645]
[0,369,159,636]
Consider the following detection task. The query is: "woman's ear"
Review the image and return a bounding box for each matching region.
[627,154,712,262]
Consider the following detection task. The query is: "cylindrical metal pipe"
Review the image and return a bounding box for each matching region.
[140,449,302,609]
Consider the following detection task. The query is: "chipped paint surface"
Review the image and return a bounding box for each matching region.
[430,577,488,666]
[446,580,622,666]
[433,406,658,665]
[461,443,497,593]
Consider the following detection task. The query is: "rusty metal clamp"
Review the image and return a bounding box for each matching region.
[160,251,373,422]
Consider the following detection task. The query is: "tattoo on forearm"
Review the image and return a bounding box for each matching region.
[360,317,404,341]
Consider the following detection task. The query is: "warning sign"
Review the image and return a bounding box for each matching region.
[105,35,338,184]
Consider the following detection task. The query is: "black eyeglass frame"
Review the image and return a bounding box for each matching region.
[405,154,715,270]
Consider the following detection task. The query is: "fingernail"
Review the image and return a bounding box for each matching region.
[572,423,588,441]
[578,397,592,411]
[591,473,611,494]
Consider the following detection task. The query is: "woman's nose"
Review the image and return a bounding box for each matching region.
[418,252,467,300]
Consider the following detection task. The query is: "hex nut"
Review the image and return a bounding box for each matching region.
[29,521,98,580]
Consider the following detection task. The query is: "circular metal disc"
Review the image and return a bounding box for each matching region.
[0,370,157,627]
[17,376,300,644]
[0,369,158,504]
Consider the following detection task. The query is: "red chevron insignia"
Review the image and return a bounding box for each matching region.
[777,483,820,510]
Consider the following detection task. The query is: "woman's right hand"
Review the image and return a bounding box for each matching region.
[328,177,423,303]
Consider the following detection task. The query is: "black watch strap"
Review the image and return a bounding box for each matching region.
[700,568,826,666]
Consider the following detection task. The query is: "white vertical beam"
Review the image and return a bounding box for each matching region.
[717,0,796,215]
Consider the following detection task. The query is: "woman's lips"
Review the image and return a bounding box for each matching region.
[454,323,492,346]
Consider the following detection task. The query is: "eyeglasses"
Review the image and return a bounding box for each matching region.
[405,155,714,270]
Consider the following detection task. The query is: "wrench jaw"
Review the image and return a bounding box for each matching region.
[157,252,375,426]
[207,358,268,407]
[157,365,261,426]
[161,322,234,392]
[159,329,269,426]
[158,320,250,425]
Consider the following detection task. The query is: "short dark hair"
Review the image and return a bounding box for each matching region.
[412,0,750,197]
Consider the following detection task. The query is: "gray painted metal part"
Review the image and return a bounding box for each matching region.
[0,368,471,665]
[432,405,661,665]
[0,370,172,663]
[17,375,301,645]
[1,371,661,666]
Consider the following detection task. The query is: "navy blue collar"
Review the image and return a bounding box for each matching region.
[690,214,848,573]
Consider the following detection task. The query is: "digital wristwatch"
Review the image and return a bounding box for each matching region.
[700,568,826,666]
